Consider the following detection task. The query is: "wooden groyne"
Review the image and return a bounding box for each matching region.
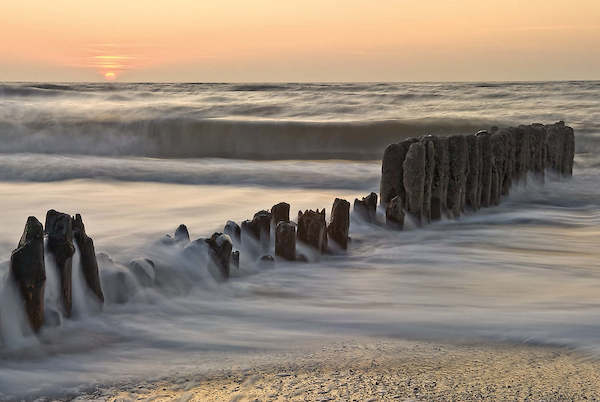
[9,213,103,332]
[380,121,574,223]
[6,122,575,334]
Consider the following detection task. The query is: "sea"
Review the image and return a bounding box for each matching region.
[0,81,599,399]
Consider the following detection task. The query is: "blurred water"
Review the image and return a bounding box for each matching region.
[0,81,599,399]
[0,81,599,159]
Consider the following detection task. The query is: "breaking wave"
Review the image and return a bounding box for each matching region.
[0,117,504,159]
[2,81,598,159]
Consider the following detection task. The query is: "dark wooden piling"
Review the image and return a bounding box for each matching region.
[328,198,350,250]
[45,210,75,317]
[354,193,378,223]
[430,136,449,220]
[72,214,104,304]
[403,142,426,224]
[447,135,468,218]
[10,217,46,332]
[271,202,290,226]
[297,209,328,253]
[380,139,418,207]
[275,221,296,260]
[466,134,481,210]
[385,195,405,230]
[421,137,436,223]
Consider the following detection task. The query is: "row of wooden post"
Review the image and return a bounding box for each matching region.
[380,121,574,226]
[7,122,575,334]
[9,211,104,333]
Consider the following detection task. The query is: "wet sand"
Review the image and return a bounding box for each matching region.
[75,338,600,401]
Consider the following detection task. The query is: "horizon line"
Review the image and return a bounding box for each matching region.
[2,79,599,85]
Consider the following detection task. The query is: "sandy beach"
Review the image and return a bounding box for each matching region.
[73,338,600,401]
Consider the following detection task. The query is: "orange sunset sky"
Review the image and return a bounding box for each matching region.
[1,0,599,82]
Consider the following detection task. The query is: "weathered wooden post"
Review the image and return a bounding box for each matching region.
[72,214,104,304]
[45,210,75,317]
[380,139,418,206]
[275,221,296,260]
[420,137,436,223]
[403,141,426,224]
[10,217,46,332]
[354,193,378,223]
[430,136,449,220]
[271,202,290,226]
[297,209,328,253]
[328,198,350,250]
[385,196,405,229]
[466,134,481,210]
[205,233,233,279]
[447,135,468,218]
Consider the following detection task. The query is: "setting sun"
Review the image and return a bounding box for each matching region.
[104,71,116,80]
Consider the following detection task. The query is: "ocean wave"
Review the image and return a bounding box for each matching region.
[0,84,68,97]
[0,117,504,159]
[230,84,294,91]
[0,154,380,188]
[1,81,597,160]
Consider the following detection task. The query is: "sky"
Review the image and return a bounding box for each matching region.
[1,0,599,82]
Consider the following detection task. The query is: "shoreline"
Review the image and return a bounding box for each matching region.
[72,337,600,401]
